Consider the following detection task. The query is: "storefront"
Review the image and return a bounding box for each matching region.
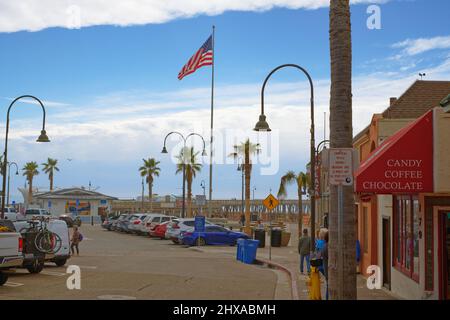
[355,107,450,299]
[34,188,117,223]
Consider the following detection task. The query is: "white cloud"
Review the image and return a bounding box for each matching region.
[6,54,450,168]
[392,35,450,56]
[0,0,388,33]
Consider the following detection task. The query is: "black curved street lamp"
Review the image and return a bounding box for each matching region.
[161,132,207,218]
[1,95,50,218]
[6,161,19,207]
[253,64,317,249]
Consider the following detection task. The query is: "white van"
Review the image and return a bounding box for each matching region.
[2,207,21,221]
[14,219,71,267]
[24,208,51,220]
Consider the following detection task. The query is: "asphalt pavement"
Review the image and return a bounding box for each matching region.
[0,225,278,300]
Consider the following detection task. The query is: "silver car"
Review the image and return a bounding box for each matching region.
[165,218,213,244]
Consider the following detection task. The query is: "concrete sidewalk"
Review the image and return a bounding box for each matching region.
[254,223,397,300]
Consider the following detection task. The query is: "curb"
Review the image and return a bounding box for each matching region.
[255,258,299,300]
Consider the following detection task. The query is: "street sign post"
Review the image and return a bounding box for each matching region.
[328,148,355,300]
[263,193,279,261]
[194,215,206,247]
[263,194,279,211]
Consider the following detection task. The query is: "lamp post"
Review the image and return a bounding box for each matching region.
[161,132,207,218]
[200,180,206,215]
[6,162,19,207]
[315,139,330,229]
[253,64,316,250]
[1,95,50,219]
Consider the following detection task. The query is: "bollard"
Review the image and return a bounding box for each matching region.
[307,266,322,300]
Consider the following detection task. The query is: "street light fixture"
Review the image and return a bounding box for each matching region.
[161,131,207,218]
[6,162,19,207]
[253,64,317,250]
[1,95,50,218]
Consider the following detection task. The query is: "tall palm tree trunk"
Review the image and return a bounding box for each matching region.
[50,172,54,191]
[297,188,303,237]
[244,147,251,235]
[329,0,356,300]
[28,178,33,204]
[187,172,193,218]
[148,176,153,212]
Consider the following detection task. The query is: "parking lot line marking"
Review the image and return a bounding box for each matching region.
[4,282,24,287]
[78,265,97,269]
[41,271,67,277]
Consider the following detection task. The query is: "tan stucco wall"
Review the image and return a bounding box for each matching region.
[377,119,414,145]
[433,108,450,192]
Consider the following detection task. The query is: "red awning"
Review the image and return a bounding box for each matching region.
[355,110,434,194]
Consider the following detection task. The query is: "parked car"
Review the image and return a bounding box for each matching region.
[14,218,71,268]
[126,214,149,234]
[110,214,128,231]
[138,214,163,235]
[101,216,118,231]
[165,218,214,244]
[180,225,249,246]
[0,219,24,286]
[149,221,170,239]
[2,207,23,221]
[115,214,136,233]
[144,215,176,235]
[24,208,51,220]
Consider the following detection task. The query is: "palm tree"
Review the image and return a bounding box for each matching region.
[42,158,59,191]
[176,147,202,218]
[139,158,161,211]
[329,0,356,299]
[277,171,310,237]
[22,162,39,204]
[229,139,261,235]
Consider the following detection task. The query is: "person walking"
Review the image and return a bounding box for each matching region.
[71,226,82,256]
[239,213,245,227]
[298,228,311,274]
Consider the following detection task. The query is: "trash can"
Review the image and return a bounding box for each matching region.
[271,229,282,247]
[242,239,260,264]
[236,238,246,262]
[253,229,266,248]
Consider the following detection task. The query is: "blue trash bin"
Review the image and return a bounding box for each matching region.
[236,238,246,262]
[242,239,260,264]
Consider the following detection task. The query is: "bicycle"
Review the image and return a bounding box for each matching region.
[19,217,62,254]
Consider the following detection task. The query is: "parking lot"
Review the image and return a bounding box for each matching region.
[0,225,280,300]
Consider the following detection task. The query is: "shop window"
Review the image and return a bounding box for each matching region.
[393,195,420,281]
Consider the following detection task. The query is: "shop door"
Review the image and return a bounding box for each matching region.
[382,217,391,290]
[439,212,450,300]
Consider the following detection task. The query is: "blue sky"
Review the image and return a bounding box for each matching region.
[0,0,450,202]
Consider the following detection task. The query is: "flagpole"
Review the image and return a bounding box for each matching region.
[208,25,215,218]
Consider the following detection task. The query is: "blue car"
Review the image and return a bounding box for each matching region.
[181,225,249,246]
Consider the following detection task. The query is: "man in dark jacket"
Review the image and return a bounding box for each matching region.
[298,229,311,274]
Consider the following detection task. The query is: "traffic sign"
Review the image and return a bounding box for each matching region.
[194,215,206,233]
[263,194,279,211]
[195,195,206,206]
[329,148,355,186]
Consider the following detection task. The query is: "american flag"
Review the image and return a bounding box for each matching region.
[178,35,213,80]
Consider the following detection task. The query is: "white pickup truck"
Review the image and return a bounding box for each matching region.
[0,220,24,286]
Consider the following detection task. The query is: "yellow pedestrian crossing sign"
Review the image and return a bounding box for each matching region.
[263,194,279,211]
